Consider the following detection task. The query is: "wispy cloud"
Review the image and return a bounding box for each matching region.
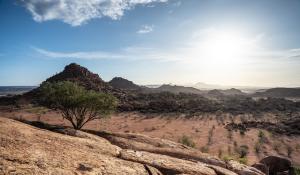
[18,0,168,26]
[137,25,154,34]
[32,46,180,62]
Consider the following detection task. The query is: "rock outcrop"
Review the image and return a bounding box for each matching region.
[0,117,265,175]
[258,156,292,175]
[109,77,141,90]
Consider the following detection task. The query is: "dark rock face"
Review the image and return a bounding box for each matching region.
[109,77,141,90]
[252,163,269,175]
[45,63,113,93]
[259,156,292,175]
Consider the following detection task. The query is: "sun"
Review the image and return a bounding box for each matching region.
[192,30,252,71]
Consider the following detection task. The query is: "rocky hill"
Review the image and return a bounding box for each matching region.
[144,84,205,94]
[0,117,271,175]
[109,77,141,90]
[45,63,113,93]
[253,88,300,98]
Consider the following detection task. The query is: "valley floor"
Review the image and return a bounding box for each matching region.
[0,106,299,166]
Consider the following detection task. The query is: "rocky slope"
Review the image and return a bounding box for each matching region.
[109,77,141,90]
[45,63,113,93]
[0,117,265,175]
[253,88,300,98]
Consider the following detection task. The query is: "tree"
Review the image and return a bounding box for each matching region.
[40,81,117,130]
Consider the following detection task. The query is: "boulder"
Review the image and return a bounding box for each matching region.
[119,149,217,175]
[85,130,226,167]
[227,160,265,175]
[0,117,160,175]
[252,163,269,175]
[259,156,291,175]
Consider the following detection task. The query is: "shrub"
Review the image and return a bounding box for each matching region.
[178,135,196,148]
[238,157,248,165]
[40,81,117,130]
[258,130,268,144]
[218,149,223,158]
[254,142,262,154]
[239,130,245,136]
[293,166,300,175]
[273,142,281,153]
[222,155,234,162]
[286,145,293,157]
[227,130,233,141]
[201,146,209,153]
[238,145,249,158]
[296,144,300,151]
[207,127,214,145]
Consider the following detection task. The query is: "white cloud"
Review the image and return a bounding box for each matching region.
[137,25,154,34]
[33,46,180,61]
[19,0,168,26]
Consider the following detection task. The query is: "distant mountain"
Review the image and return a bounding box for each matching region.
[194,82,225,90]
[253,88,300,98]
[219,88,246,96]
[207,89,224,98]
[45,63,113,93]
[0,86,36,96]
[144,84,205,94]
[109,77,141,90]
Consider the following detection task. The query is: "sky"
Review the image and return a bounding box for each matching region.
[1,0,300,87]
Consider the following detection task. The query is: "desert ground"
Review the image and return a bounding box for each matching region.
[1,105,299,166]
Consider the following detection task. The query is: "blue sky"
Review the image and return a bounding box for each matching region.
[1,0,300,87]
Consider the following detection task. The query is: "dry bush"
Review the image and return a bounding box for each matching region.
[178,135,196,148]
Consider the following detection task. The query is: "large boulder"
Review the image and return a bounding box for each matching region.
[227,160,265,175]
[85,130,226,167]
[0,117,160,175]
[119,149,218,175]
[259,156,292,175]
[252,163,269,175]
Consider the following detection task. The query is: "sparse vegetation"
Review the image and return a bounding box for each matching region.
[238,157,248,165]
[207,126,214,145]
[273,142,281,153]
[201,146,209,153]
[286,145,294,157]
[40,81,117,130]
[227,130,233,141]
[254,142,262,154]
[258,130,268,144]
[218,149,223,158]
[237,145,249,158]
[178,135,196,148]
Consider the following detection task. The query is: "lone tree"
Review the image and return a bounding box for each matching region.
[40,81,117,130]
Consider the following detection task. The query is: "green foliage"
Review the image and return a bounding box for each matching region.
[222,155,234,162]
[293,166,300,175]
[258,130,268,144]
[40,81,117,129]
[178,135,196,148]
[238,157,248,165]
[238,145,249,158]
[222,155,247,165]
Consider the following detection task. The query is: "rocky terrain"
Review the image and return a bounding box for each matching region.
[1,63,300,115]
[2,116,299,175]
[0,117,271,175]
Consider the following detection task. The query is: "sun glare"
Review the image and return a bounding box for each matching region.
[192,30,253,71]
